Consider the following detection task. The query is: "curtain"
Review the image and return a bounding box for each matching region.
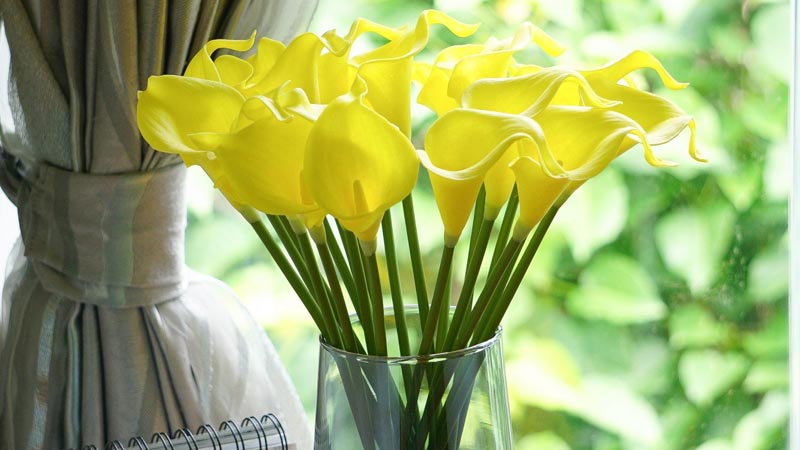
[0,1,319,449]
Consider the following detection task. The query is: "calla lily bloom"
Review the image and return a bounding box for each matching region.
[139,68,327,223]
[304,81,419,246]
[137,75,250,205]
[421,68,616,240]
[415,22,565,116]
[183,32,258,85]
[420,109,551,243]
[510,106,674,237]
[514,50,705,162]
[195,104,320,218]
[182,21,402,102]
[352,10,479,135]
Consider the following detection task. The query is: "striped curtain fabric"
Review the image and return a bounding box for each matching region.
[0,1,318,449]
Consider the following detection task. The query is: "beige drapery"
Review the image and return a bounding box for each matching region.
[0,1,318,449]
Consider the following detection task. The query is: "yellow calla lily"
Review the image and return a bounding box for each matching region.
[239,20,403,101]
[415,22,565,116]
[137,74,262,212]
[207,111,320,217]
[415,44,485,115]
[511,106,674,236]
[184,32,257,82]
[418,67,614,240]
[420,108,553,243]
[462,66,619,115]
[304,82,419,245]
[137,75,245,155]
[515,50,705,162]
[182,22,401,103]
[352,10,479,135]
[316,19,406,103]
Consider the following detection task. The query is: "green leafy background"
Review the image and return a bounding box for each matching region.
[185,0,790,448]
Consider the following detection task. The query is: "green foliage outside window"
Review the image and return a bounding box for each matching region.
[185,0,790,448]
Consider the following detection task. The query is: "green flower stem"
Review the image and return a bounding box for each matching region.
[442,218,495,352]
[471,251,516,345]
[270,215,302,262]
[316,240,360,353]
[381,213,419,444]
[266,215,313,289]
[323,220,358,302]
[418,245,456,356]
[382,211,410,356]
[489,187,518,272]
[363,246,388,356]
[339,223,377,354]
[467,188,486,264]
[435,276,452,353]
[454,237,524,349]
[404,242,456,445]
[475,204,561,345]
[296,229,343,349]
[402,195,430,326]
[278,215,303,251]
[249,220,327,338]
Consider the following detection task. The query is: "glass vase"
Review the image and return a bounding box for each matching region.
[314,306,512,450]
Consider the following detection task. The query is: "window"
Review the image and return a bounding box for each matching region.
[182,1,792,447]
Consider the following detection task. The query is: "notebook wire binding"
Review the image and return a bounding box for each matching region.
[66,414,289,450]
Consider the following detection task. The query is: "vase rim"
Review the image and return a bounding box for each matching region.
[319,304,503,364]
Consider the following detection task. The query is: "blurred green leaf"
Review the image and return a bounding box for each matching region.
[678,350,750,406]
[626,338,672,396]
[656,0,698,26]
[739,89,790,142]
[655,202,736,294]
[532,0,582,28]
[748,3,792,82]
[659,397,701,450]
[185,215,260,277]
[517,432,572,450]
[716,164,762,211]
[555,169,629,263]
[763,140,790,201]
[696,439,733,450]
[746,234,788,303]
[185,166,217,217]
[507,337,582,410]
[743,359,788,393]
[571,376,663,447]
[566,252,666,324]
[732,391,789,450]
[669,304,732,349]
[743,312,788,358]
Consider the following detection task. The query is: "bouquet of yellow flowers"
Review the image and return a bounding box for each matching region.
[137,10,702,450]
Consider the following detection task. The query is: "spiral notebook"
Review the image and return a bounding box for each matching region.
[67,414,294,450]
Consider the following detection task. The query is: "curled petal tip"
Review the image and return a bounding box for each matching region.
[521,22,566,56]
[636,130,679,167]
[687,119,708,162]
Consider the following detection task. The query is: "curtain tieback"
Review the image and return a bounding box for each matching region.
[16,163,188,307]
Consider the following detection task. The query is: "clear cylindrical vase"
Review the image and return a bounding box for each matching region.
[314,306,512,450]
